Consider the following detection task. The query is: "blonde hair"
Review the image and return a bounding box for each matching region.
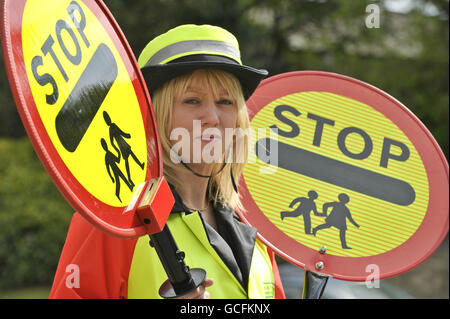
[151,69,250,212]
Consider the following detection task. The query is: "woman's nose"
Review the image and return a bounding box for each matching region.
[201,99,220,126]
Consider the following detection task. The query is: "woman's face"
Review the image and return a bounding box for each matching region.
[171,72,238,166]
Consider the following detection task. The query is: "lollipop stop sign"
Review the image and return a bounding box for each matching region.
[1,0,209,298]
[240,71,448,282]
[0,0,174,237]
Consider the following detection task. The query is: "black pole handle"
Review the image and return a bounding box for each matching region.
[150,224,206,298]
[301,270,330,299]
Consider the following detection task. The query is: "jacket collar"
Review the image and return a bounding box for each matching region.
[168,183,192,214]
[167,183,257,292]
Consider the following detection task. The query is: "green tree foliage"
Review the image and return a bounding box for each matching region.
[0,139,73,289]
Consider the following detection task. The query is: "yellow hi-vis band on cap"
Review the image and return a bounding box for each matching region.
[144,40,241,67]
[138,24,242,68]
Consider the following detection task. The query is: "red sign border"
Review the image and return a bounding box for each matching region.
[239,71,449,281]
[1,0,162,238]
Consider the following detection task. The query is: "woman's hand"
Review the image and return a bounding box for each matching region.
[173,278,214,299]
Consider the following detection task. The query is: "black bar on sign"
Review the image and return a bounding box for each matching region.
[255,138,416,206]
[55,43,118,152]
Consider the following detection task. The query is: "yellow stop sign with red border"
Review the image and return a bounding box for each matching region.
[22,0,147,207]
[239,71,448,280]
[2,0,163,237]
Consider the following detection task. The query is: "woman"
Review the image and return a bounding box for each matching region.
[49,24,285,299]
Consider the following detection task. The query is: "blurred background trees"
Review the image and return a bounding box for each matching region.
[1,0,448,156]
[0,0,448,297]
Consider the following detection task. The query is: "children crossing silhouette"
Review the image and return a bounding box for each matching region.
[280,190,325,235]
[313,193,360,249]
[101,138,133,203]
[281,191,360,249]
[103,111,144,190]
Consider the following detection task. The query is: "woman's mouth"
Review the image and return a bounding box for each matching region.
[198,134,221,143]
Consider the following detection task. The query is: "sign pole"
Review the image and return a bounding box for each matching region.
[301,270,330,299]
[149,226,207,298]
[300,246,331,299]
[134,177,207,298]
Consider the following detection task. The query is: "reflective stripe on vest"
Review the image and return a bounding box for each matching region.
[127,212,274,299]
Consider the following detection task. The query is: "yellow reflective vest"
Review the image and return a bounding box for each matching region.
[128,211,275,299]
[50,186,285,299]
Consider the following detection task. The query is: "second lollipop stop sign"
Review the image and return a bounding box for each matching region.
[239,71,449,281]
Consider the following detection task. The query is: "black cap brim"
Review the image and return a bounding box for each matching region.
[141,58,268,100]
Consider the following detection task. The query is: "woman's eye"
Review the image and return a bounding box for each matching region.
[183,98,199,104]
[217,98,234,105]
